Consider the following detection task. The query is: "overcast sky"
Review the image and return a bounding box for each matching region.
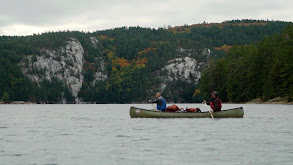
[1,0,292,36]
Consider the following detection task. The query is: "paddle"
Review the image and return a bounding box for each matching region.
[151,104,159,111]
[203,102,214,118]
[149,100,159,111]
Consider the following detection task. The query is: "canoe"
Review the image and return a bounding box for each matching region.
[130,106,244,118]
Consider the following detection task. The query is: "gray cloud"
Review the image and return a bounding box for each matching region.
[0,0,292,35]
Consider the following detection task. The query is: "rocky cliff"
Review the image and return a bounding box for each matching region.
[18,37,209,103]
[154,48,210,102]
[19,38,108,103]
[159,56,205,91]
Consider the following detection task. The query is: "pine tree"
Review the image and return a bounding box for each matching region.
[1,91,9,103]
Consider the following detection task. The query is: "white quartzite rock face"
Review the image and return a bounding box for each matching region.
[92,72,108,85]
[159,57,204,91]
[157,48,211,92]
[61,38,84,98]
[23,38,85,98]
[20,37,109,102]
[90,37,99,48]
[162,57,202,82]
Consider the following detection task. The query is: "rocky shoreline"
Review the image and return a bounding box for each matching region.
[1,97,292,105]
[245,97,293,105]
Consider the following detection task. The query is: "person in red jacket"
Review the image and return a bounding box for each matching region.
[209,91,222,112]
[204,91,222,112]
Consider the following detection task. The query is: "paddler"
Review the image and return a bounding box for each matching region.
[204,91,222,112]
[149,92,167,112]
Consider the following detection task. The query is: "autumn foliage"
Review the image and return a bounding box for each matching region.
[214,45,233,53]
[112,58,130,68]
[84,61,95,72]
[99,35,114,40]
[138,47,157,55]
[168,21,269,34]
[134,57,147,68]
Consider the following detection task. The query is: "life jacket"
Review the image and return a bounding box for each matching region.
[157,96,167,111]
[210,97,222,111]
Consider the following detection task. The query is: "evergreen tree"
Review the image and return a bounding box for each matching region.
[1,91,9,103]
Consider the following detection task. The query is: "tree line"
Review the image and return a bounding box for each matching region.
[199,24,293,102]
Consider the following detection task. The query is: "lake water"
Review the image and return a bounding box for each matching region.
[0,104,292,165]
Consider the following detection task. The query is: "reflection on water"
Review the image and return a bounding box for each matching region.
[0,104,292,165]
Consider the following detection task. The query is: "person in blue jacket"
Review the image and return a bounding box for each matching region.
[149,92,167,111]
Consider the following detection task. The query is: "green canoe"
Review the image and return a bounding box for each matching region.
[130,106,244,118]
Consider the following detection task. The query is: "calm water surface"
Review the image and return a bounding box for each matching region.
[0,104,292,165]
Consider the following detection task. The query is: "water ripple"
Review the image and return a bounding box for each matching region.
[116,135,131,138]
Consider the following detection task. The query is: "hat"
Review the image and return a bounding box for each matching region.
[211,91,217,95]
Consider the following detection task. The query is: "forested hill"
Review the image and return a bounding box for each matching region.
[200,23,293,103]
[0,20,292,103]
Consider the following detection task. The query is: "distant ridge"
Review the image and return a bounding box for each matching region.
[167,19,292,33]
